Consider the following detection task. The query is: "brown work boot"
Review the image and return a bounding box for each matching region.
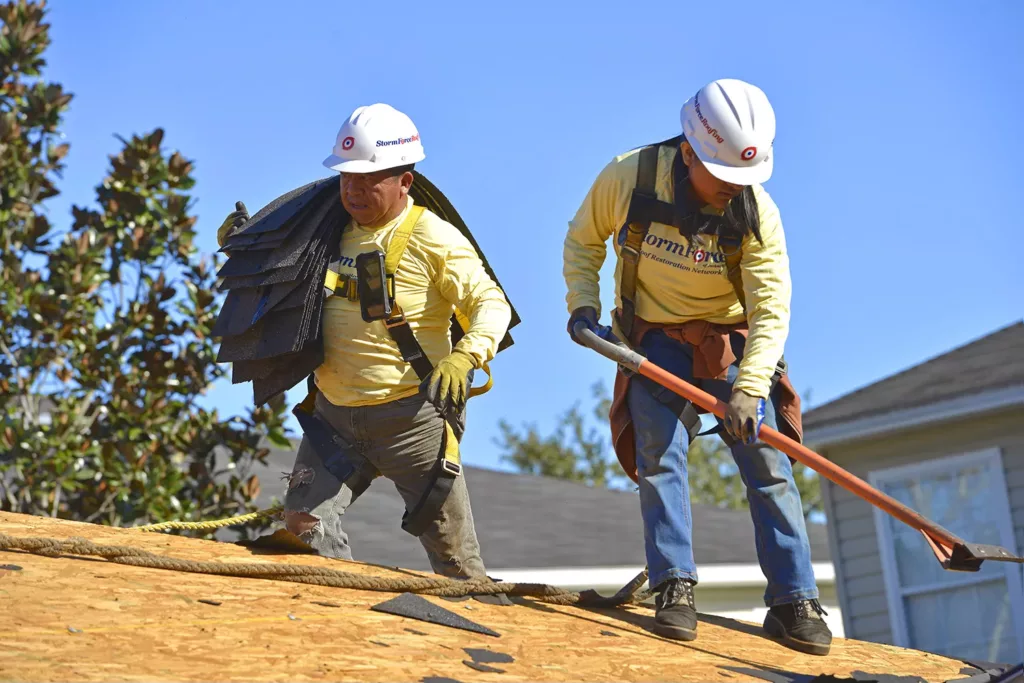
[653,578,697,641]
[763,598,832,655]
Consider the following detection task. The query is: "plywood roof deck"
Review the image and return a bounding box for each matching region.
[0,512,975,683]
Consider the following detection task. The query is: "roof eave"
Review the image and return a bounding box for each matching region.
[803,384,1024,450]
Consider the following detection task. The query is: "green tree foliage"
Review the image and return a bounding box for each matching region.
[0,0,290,532]
[497,376,823,518]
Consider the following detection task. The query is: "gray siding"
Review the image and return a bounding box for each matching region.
[821,406,1024,646]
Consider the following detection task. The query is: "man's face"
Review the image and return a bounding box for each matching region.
[339,169,412,227]
[681,143,745,211]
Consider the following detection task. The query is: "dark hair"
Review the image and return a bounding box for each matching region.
[721,186,762,247]
[674,137,762,249]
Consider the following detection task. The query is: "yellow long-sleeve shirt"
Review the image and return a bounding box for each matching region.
[317,196,512,407]
[563,144,792,399]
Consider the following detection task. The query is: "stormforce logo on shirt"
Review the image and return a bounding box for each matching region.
[640,233,725,273]
[376,134,421,148]
[693,94,725,145]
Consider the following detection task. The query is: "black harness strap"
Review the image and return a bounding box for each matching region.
[634,374,703,443]
[377,222,463,538]
[617,144,662,340]
[383,308,436,383]
[400,425,458,537]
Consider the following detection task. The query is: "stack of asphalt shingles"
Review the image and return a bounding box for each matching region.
[213,177,347,406]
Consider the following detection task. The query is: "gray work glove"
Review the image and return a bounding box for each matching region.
[724,389,767,445]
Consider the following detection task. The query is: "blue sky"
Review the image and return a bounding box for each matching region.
[42,1,1022,473]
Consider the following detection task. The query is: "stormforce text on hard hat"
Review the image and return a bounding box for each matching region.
[692,94,725,145]
[375,134,421,148]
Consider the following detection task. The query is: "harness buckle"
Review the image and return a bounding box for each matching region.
[620,243,641,265]
[441,459,462,477]
[384,311,407,329]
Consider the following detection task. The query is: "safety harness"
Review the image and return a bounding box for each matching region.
[296,205,488,537]
[614,137,788,445]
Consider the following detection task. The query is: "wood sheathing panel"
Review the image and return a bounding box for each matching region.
[0,512,971,683]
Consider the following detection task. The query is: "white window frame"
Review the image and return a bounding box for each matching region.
[868,447,1024,660]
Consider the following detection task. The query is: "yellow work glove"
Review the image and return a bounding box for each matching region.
[217,201,249,248]
[425,349,476,415]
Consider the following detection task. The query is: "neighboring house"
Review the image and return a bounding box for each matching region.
[803,320,1024,663]
[244,443,844,636]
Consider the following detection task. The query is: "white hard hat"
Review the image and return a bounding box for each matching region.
[322,103,426,174]
[680,79,776,185]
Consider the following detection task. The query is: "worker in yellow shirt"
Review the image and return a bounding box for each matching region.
[219,104,511,581]
[563,79,831,655]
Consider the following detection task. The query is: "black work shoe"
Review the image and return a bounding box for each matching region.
[653,578,698,641]
[763,599,832,655]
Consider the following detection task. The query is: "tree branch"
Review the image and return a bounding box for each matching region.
[84,490,119,523]
[50,482,62,517]
[134,261,145,306]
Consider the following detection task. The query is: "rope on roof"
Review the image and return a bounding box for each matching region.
[0,532,651,608]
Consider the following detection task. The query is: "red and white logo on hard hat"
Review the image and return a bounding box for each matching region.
[741,146,757,161]
[341,136,355,151]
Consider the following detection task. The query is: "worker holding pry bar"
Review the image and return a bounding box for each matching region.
[562,78,831,655]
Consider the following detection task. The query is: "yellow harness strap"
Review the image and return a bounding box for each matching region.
[385,205,493,399]
[323,269,360,300]
[384,205,425,276]
[442,421,461,473]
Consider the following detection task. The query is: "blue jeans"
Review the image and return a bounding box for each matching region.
[627,329,818,607]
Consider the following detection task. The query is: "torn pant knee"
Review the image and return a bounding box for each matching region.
[283,507,353,560]
[283,448,356,561]
[285,510,321,539]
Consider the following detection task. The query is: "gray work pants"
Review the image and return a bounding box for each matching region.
[283,391,487,580]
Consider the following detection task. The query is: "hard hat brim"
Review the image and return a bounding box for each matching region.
[322,151,426,174]
[699,153,773,186]
[322,155,381,173]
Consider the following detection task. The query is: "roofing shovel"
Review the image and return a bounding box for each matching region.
[574,323,1024,573]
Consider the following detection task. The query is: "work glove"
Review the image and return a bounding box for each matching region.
[217,201,249,248]
[567,306,612,346]
[724,389,766,445]
[424,349,476,415]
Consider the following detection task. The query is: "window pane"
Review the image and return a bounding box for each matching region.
[905,580,1018,663]
[881,463,1005,590]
